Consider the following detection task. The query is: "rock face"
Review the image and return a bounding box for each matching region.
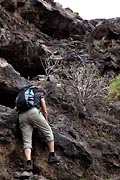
[0,1,120,180]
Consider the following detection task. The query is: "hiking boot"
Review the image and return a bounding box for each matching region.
[24,160,33,171]
[28,174,39,180]
[13,171,21,179]
[21,171,33,178]
[48,153,61,163]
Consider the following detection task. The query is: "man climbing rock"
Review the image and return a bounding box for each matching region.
[14,85,60,172]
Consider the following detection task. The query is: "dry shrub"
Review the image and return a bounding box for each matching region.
[41,57,111,113]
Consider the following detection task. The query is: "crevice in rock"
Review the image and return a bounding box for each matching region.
[0,87,17,108]
[0,56,46,79]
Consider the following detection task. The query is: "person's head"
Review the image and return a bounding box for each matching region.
[34,85,46,95]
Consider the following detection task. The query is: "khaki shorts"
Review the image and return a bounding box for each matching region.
[19,107,54,149]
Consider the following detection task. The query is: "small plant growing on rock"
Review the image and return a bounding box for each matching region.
[109,74,120,101]
[72,12,79,17]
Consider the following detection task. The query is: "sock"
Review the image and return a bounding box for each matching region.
[27,160,32,165]
[49,152,55,157]
[27,160,31,162]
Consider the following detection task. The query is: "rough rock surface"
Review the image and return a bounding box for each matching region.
[0,0,120,180]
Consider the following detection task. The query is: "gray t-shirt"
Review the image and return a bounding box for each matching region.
[34,92,44,111]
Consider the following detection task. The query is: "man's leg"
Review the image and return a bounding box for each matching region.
[23,148,33,171]
[29,108,61,163]
[47,140,60,163]
[47,140,54,152]
[19,112,33,171]
[24,148,32,161]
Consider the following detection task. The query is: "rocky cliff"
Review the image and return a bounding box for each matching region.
[0,0,120,180]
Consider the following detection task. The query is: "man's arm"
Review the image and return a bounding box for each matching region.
[40,98,48,120]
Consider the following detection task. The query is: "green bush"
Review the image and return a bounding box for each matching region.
[109,74,120,100]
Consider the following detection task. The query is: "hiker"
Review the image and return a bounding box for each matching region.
[14,85,60,171]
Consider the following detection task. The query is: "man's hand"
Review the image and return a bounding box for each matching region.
[11,0,17,8]
[43,111,48,120]
[14,106,18,112]
[40,98,48,120]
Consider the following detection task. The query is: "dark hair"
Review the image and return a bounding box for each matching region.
[35,86,46,95]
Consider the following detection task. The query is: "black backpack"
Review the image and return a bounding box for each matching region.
[15,85,35,112]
